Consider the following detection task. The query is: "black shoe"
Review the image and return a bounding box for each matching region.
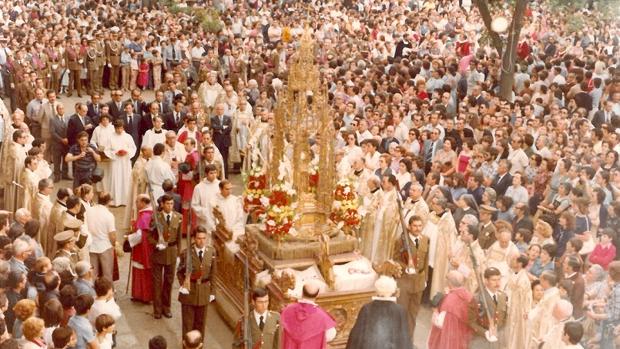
[163,312,172,318]
[62,175,72,180]
[154,313,162,319]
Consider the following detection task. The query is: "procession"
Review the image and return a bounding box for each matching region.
[0,0,619,348]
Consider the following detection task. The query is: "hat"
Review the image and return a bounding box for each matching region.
[54,230,76,243]
[63,215,82,230]
[479,204,497,214]
[75,261,92,277]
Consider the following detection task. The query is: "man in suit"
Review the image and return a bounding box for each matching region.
[149,194,182,319]
[65,38,83,97]
[491,160,512,197]
[478,205,498,250]
[87,93,103,125]
[164,100,186,132]
[393,215,429,340]
[562,255,585,319]
[107,90,124,120]
[50,103,70,181]
[36,89,59,161]
[467,267,508,349]
[140,102,162,135]
[177,226,216,339]
[151,90,171,116]
[379,125,399,153]
[210,103,232,177]
[233,287,280,349]
[592,100,618,129]
[120,102,143,148]
[67,103,94,147]
[423,128,443,173]
[125,89,147,116]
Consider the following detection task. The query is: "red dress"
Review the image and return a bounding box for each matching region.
[137,61,150,88]
[131,208,154,302]
[428,287,473,349]
[178,150,200,235]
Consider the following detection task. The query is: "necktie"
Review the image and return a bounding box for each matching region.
[426,141,434,163]
[94,104,98,114]
[175,112,179,124]
[259,315,265,331]
[128,114,133,126]
[198,250,203,262]
[166,214,171,225]
[492,294,497,305]
[172,46,177,60]
[414,237,419,249]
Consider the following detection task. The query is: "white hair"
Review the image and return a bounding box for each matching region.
[553,299,573,321]
[12,239,29,256]
[14,208,30,221]
[52,257,72,274]
[375,276,397,297]
[461,214,479,226]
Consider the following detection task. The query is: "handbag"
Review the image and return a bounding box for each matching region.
[122,239,132,253]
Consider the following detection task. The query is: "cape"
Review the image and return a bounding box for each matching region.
[428,287,473,349]
[281,302,336,349]
[345,300,412,349]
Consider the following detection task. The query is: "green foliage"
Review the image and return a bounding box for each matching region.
[159,0,223,33]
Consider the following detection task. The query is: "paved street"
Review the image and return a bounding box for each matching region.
[3,91,433,349]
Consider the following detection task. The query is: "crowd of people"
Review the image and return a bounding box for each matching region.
[0,0,617,348]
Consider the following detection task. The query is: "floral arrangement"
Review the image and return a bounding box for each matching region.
[260,181,298,241]
[242,165,268,212]
[329,178,361,235]
[308,157,319,191]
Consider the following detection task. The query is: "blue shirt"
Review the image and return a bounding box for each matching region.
[68,315,95,349]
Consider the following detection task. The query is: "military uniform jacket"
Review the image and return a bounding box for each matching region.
[86,47,98,70]
[467,288,508,337]
[54,248,80,269]
[478,222,497,250]
[177,244,215,306]
[65,46,83,71]
[148,211,182,265]
[233,311,281,349]
[106,41,122,65]
[392,233,429,293]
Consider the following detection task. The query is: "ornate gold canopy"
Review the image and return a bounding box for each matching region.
[270,30,336,239]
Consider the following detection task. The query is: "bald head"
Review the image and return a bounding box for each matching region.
[302,280,320,299]
[182,330,202,349]
[552,299,573,321]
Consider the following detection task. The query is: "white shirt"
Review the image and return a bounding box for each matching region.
[254,310,268,326]
[85,204,115,254]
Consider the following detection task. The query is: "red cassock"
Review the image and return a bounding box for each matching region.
[131,208,154,302]
[281,302,336,349]
[178,150,200,234]
[428,287,473,349]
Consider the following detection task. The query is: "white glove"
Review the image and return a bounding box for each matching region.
[156,243,166,250]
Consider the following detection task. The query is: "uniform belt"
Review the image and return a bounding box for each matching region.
[167,241,178,247]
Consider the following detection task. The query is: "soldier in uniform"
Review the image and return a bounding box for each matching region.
[392,215,429,340]
[65,38,83,97]
[95,31,106,94]
[233,287,281,349]
[478,205,497,250]
[106,29,122,90]
[149,194,182,319]
[53,230,81,269]
[467,267,508,349]
[86,38,99,96]
[177,226,216,340]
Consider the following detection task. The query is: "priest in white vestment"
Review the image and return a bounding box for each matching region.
[90,115,115,193]
[18,155,40,212]
[210,180,245,253]
[3,130,28,212]
[144,143,176,203]
[142,116,167,150]
[191,165,220,230]
[486,229,520,289]
[104,120,137,206]
[32,178,53,249]
[369,175,399,263]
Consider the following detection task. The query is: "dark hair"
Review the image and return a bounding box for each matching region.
[153,143,165,155]
[149,335,168,349]
[74,294,94,315]
[7,271,25,289]
[483,267,501,279]
[205,164,217,174]
[540,270,558,286]
[56,188,71,201]
[252,287,268,301]
[95,313,115,333]
[43,271,60,291]
[94,277,113,297]
[568,237,583,253]
[41,299,63,327]
[516,254,529,268]
[97,192,112,206]
[566,255,582,272]
[466,224,479,240]
[160,194,174,204]
[65,195,81,210]
[24,220,40,238]
[52,326,75,348]
[59,284,78,308]
[542,243,557,259]
[563,321,584,344]
[218,180,231,190]
[531,279,541,291]
[162,179,174,192]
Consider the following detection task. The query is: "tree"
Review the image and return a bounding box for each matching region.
[473,0,528,102]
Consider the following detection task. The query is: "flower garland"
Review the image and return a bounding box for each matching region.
[329,178,361,235]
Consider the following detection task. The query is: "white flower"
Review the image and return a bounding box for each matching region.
[273,206,282,213]
[336,221,345,230]
[259,196,270,207]
[343,186,351,195]
[247,194,254,201]
[332,201,342,210]
[288,227,298,236]
[267,219,276,226]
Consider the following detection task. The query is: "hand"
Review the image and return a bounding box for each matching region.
[61,138,68,145]
[85,124,93,130]
[80,152,87,158]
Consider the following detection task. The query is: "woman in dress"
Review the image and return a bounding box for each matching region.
[454,138,473,175]
[402,128,421,156]
[528,243,556,280]
[343,132,363,162]
[151,50,163,91]
[395,158,412,198]
[434,137,457,168]
[137,57,150,90]
[573,197,595,256]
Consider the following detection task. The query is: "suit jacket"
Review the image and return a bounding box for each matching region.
[107,100,124,120]
[67,114,94,146]
[36,101,56,140]
[150,100,171,115]
[567,272,585,318]
[467,288,508,336]
[164,110,186,132]
[379,137,399,153]
[8,257,28,275]
[478,222,497,250]
[491,172,512,197]
[87,103,103,124]
[233,311,281,349]
[393,233,429,293]
[177,244,215,306]
[140,113,163,136]
[49,113,68,149]
[210,114,232,149]
[124,98,147,115]
[120,112,143,147]
[148,210,182,265]
[592,109,619,129]
[423,139,443,161]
